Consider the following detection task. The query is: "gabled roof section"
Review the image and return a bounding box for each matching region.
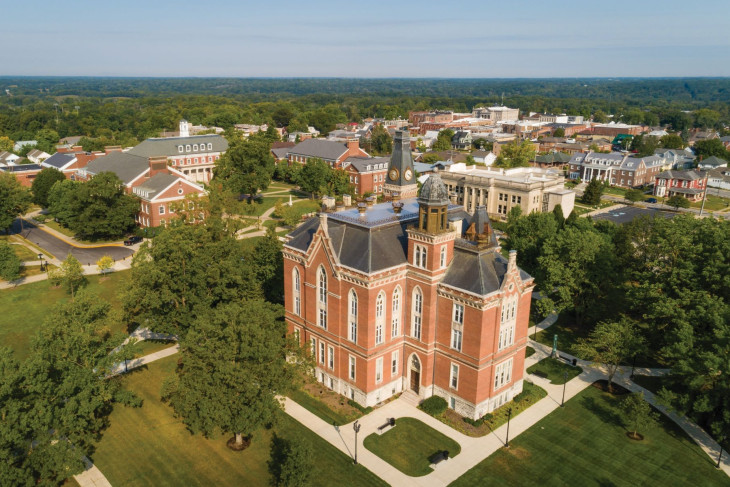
[128,134,227,158]
[41,152,76,170]
[132,173,180,201]
[288,139,349,161]
[84,151,149,185]
[285,218,320,253]
[656,170,707,181]
[441,248,508,296]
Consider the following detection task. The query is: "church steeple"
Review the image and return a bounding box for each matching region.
[384,130,418,199]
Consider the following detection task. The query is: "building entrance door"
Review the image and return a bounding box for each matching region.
[410,354,421,394]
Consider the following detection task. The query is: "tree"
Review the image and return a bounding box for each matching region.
[624,188,644,204]
[58,254,85,297]
[505,212,559,277]
[621,392,658,440]
[593,110,608,123]
[421,153,440,164]
[432,129,454,151]
[0,242,21,282]
[250,226,285,304]
[327,168,354,196]
[552,127,566,137]
[0,135,13,152]
[70,172,139,241]
[0,292,138,485]
[96,255,114,275]
[574,317,644,392]
[694,108,721,129]
[666,194,690,210]
[494,140,535,168]
[369,125,392,155]
[215,134,276,200]
[659,134,685,149]
[123,224,262,338]
[694,139,730,161]
[47,179,81,228]
[298,158,331,197]
[581,179,604,206]
[162,300,297,449]
[31,167,66,208]
[34,128,60,154]
[0,172,32,232]
[268,434,314,487]
[629,135,658,157]
[472,138,492,151]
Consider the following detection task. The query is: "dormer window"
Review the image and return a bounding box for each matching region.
[207,143,212,150]
[193,144,198,151]
[185,145,191,152]
[178,145,183,153]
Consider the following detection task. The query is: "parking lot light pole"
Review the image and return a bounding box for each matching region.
[353,420,361,465]
[561,371,569,407]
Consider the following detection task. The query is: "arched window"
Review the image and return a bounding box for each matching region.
[348,289,358,343]
[411,287,422,340]
[414,245,427,268]
[375,291,385,345]
[391,286,401,338]
[317,266,327,329]
[498,295,517,350]
[292,268,301,316]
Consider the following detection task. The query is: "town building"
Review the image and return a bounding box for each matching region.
[342,156,389,195]
[585,123,647,137]
[26,149,51,164]
[40,145,104,178]
[76,151,205,227]
[286,138,369,168]
[440,164,574,218]
[696,156,728,170]
[451,131,472,150]
[567,152,664,188]
[653,170,708,202]
[707,168,730,191]
[0,151,21,165]
[0,164,43,187]
[533,152,572,168]
[127,129,228,184]
[472,106,519,121]
[283,148,535,419]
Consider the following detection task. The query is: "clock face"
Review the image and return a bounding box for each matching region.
[404,168,413,181]
[389,168,399,181]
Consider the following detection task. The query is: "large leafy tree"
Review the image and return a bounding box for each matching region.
[0,292,137,486]
[666,194,690,210]
[31,167,66,208]
[694,139,730,160]
[0,172,32,232]
[47,179,81,228]
[123,224,262,338]
[162,300,297,448]
[432,129,455,151]
[369,125,392,155]
[0,136,13,152]
[659,134,685,149]
[250,227,285,304]
[215,133,275,200]
[581,179,604,206]
[70,172,139,240]
[505,211,559,278]
[298,158,331,197]
[495,140,535,168]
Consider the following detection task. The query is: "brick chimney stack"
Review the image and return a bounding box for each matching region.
[148,156,169,177]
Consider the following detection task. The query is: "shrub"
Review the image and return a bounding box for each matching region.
[347,399,373,415]
[420,396,448,416]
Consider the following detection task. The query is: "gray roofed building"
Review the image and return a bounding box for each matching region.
[132,173,180,201]
[287,138,362,166]
[343,156,390,173]
[697,155,728,169]
[128,134,228,158]
[80,151,150,185]
[41,152,76,170]
[271,146,291,161]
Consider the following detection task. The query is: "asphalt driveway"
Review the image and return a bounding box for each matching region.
[10,219,135,264]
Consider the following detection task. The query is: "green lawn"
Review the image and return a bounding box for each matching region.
[535,313,587,356]
[363,417,461,477]
[132,339,177,358]
[527,357,582,384]
[288,388,351,426]
[525,346,535,358]
[572,204,594,216]
[0,270,130,359]
[690,194,730,211]
[92,357,386,487]
[450,385,730,487]
[11,243,41,261]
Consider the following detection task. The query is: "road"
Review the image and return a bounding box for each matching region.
[10,219,134,263]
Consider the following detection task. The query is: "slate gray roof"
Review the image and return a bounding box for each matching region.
[42,152,76,170]
[0,164,42,172]
[441,248,508,296]
[343,156,390,173]
[288,139,350,161]
[698,156,727,167]
[535,152,571,164]
[128,134,227,158]
[271,147,291,160]
[84,152,149,185]
[656,170,707,181]
[132,173,179,201]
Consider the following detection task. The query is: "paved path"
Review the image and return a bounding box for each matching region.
[74,456,112,487]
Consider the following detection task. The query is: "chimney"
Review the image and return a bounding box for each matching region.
[342,194,352,207]
[148,156,169,177]
[347,138,359,155]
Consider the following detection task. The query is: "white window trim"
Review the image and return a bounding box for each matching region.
[391,350,399,376]
[494,358,513,391]
[349,355,356,381]
[375,291,385,345]
[375,357,383,383]
[327,345,334,370]
[348,289,357,343]
[411,287,423,340]
[391,286,401,338]
[450,363,459,389]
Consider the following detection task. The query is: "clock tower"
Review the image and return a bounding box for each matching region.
[384,129,418,199]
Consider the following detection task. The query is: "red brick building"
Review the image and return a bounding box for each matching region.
[0,164,43,187]
[287,139,368,168]
[343,156,389,195]
[283,143,534,419]
[654,170,708,202]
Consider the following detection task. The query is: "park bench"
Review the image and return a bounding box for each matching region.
[376,417,396,435]
[429,450,449,468]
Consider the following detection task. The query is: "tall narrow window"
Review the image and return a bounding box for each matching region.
[375,357,383,383]
[391,350,399,376]
[349,355,356,380]
[451,328,463,352]
[440,246,447,268]
[375,292,385,345]
[494,358,513,390]
[348,289,358,343]
[293,268,301,316]
[391,286,401,337]
[414,245,427,268]
[319,342,325,365]
[317,266,327,329]
[498,296,517,350]
[450,363,459,389]
[327,346,334,370]
[412,287,423,340]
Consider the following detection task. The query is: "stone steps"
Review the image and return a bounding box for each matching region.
[400,390,422,407]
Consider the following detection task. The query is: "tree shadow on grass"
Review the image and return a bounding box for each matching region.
[579,396,623,429]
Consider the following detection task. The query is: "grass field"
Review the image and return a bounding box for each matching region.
[363,417,461,477]
[288,388,352,426]
[91,357,386,487]
[0,270,130,359]
[450,384,730,487]
[535,313,587,356]
[527,357,582,384]
[689,194,730,211]
[11,243,41,261]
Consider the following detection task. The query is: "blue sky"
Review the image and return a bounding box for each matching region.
[4,0,729,77]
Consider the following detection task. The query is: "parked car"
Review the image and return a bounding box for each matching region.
[645,197,657,204]
[124,235,143,246]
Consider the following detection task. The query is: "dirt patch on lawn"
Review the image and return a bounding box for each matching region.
[507,446,531,460]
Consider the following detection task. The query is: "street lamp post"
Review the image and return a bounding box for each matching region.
[505,407,513,448]
[630,355,637,379]
[37,253,43,272]
[561,371,569,407]
[718,436,725,469]
[353,420,361,465]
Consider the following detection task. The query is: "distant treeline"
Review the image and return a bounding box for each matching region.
[1,77,728,147]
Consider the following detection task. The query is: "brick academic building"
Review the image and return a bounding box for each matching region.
[283,130,535,419]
